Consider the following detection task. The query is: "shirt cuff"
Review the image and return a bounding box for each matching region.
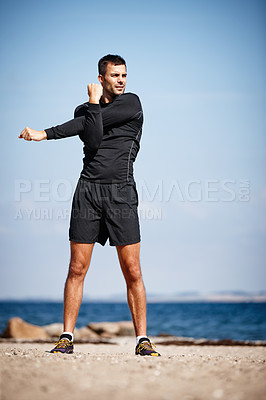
[85,103,101,112]
[44,128,55,140]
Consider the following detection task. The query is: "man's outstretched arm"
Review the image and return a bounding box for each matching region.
[19,84,104,150]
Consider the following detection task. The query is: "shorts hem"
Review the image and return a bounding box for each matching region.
[109,238,141,247]
[69,238,96,244]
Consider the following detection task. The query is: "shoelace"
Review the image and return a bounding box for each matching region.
[138,341,157,351]
[54,339,72,348]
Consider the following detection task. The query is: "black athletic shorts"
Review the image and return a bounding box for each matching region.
[69,178,141,246]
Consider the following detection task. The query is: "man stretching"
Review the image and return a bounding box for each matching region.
[19,54,160,356]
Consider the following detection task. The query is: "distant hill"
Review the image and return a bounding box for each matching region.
[84,290,266,303]
[1,291,266,303]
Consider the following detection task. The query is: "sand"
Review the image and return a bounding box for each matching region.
[0,337,265,400]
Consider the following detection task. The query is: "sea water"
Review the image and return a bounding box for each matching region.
[0,301,265,341]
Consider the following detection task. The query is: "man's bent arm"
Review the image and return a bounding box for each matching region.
[79,103,103,151]
[76,93,142,128]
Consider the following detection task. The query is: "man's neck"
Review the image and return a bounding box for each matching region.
[101,91,117,104]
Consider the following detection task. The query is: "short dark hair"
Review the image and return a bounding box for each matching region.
[98,54,126,76]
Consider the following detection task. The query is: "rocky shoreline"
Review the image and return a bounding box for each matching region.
[1,317,265,346]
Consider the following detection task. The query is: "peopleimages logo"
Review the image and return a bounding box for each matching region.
[14,179,73,202]
[137,179,250,203]
[14,178,250,221]
[14,178,250,203]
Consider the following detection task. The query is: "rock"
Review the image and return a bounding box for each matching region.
[43,323,63,338]
[43,323,97,340]
[88,321,134,337]
[74,327,100,341]
[2,317,49,339]
[87,322,118,338]
[116,321,135,336]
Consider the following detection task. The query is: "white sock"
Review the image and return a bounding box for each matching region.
[136,335,148,345]
[61,331,74,342]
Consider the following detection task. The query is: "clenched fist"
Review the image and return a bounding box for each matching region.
[19,127,47,141]
[87,83,103,104]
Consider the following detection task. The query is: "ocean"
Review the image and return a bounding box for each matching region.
[0,301,265,341]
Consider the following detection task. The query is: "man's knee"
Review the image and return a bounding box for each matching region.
[68,259,88,280]
[124,258,142,284]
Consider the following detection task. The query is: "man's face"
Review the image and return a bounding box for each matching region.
[99,63,127,97]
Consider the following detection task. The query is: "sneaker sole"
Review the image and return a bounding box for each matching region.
[50,350,74,354]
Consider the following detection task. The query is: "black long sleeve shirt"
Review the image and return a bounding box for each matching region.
[45,93,143,183]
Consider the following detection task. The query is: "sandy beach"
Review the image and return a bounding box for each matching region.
[0,337,265,400]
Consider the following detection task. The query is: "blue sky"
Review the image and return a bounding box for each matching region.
[0,0,265,299]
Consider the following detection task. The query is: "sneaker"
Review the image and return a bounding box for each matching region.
[135,337,161,356]
[50,339,74,354]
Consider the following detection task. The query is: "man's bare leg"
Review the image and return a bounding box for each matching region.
[116,242,147,336]
[63,242,95,333]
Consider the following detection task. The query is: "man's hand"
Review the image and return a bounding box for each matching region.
[19,127,47,141]
[87,83,103,104]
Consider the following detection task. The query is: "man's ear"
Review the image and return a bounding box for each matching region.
[98,74,104,84]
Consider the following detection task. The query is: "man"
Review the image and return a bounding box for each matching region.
[19,54,160,356]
